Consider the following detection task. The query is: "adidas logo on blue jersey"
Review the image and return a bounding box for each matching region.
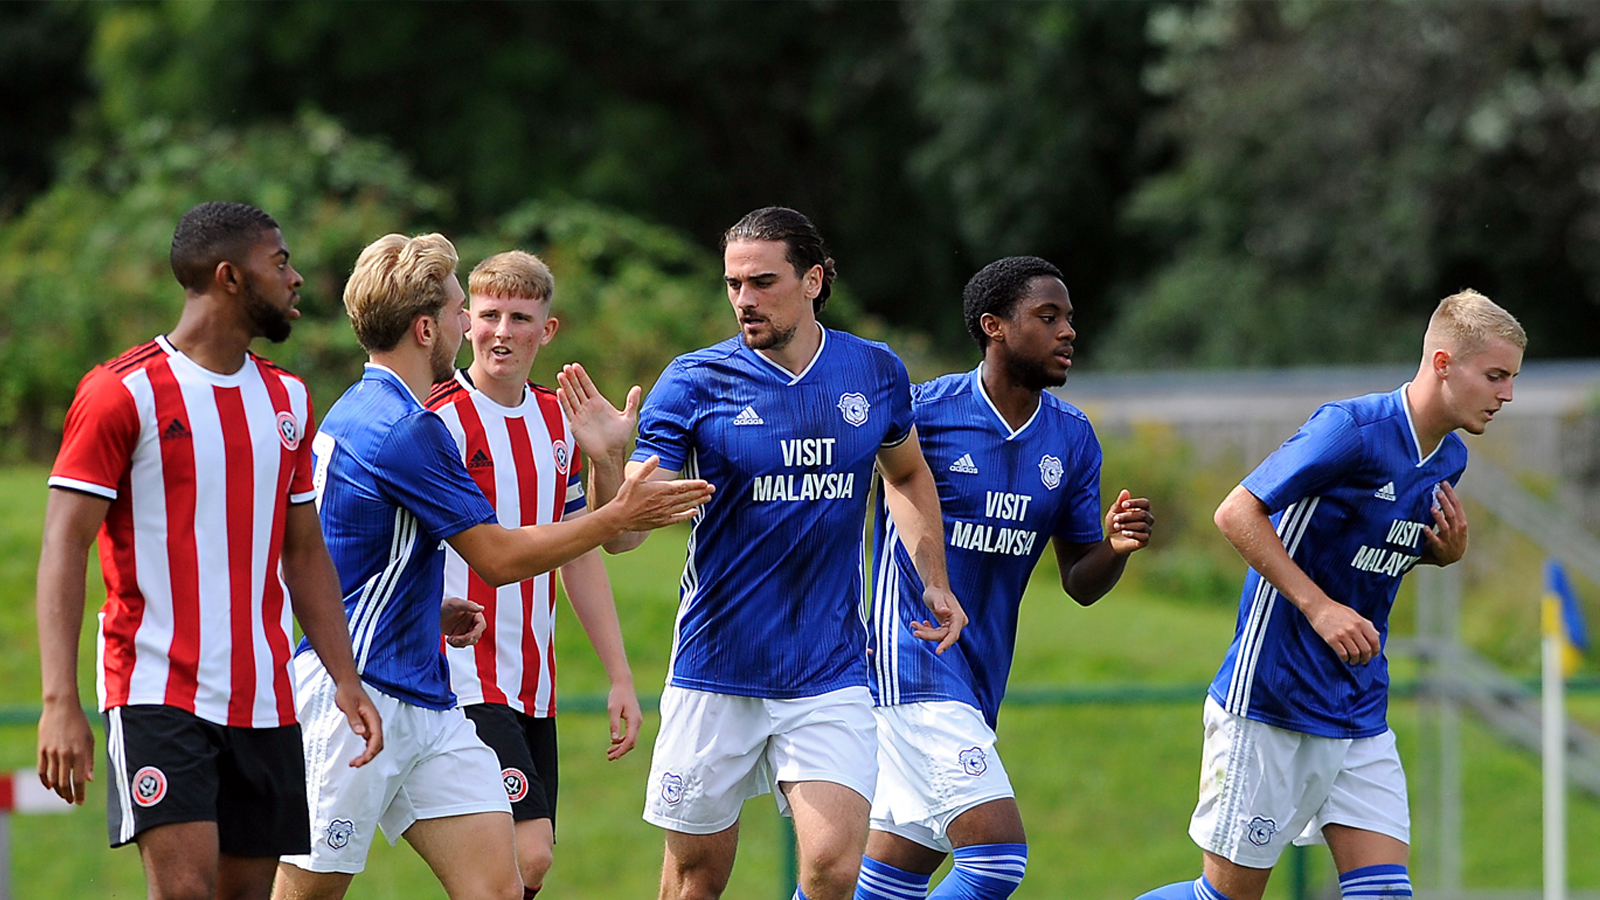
[733,406,764,426]
[1374,481,1397,501]
[949,453,979,474]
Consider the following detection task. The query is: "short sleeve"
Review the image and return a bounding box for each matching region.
[563,467,586,517]
[1242,405,1366,513]
[48,368,140,500]
[633,360,696,472]
[374,411,497,541]
[1054,422,1106,544]
[880,352,913,448]
[288,393,318,504]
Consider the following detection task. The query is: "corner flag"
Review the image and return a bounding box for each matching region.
[1543,559,1588,678]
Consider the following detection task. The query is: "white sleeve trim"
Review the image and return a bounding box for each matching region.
[48,476,118,500]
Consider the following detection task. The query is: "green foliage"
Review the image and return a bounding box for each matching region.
[0,112,447,458]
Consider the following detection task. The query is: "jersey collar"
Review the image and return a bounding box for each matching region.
[155,334,256,386]
[1396,382,1442,467]
[455,367,531,411]
[363,363,423,411]
[749,322,828,386]
[970,364,1041,441]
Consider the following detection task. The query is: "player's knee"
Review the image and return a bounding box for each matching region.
[801,845,864,897]
[1338,864,1410,899]
[518,844,553,893]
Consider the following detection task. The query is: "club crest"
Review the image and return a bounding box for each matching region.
[660,772,685,805]
[131,765,167,807]
[277,411,302,451]
[1039,455,1063,490]
[552,439,570,475]
[958,747,988,777]
[325,818,356,850]
[1246,816,1277,847]
[502,767,529,802]
[837,392,870,427]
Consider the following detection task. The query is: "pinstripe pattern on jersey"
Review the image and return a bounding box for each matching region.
[1223,496,1320,717]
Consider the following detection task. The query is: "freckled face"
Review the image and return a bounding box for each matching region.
[468,293,555,383]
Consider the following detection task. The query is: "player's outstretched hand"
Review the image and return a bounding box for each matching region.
[610,456,714,530]
[37,700,93,804]
[441,596,487,648]
[1105,489,1153,555]
[334,681,385,768]
[1307,597,1381,665]
[606,682,643,761]
[910,585,968,655]
[556,363,640,461]
[1422,481,1468,566]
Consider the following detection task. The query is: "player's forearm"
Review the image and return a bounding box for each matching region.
[882,466,952,592]
[36,548,89,706]
[560,552,635,688]
[454,509,631,587]
[1060,539,1129,606]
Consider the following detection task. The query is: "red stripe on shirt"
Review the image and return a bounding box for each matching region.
[215,386,258,726]
[148,362,202,710]
[98,465,144,708]
[506,418,545,709]
[453,396,508,705]
[534,389,568,713]
[259,370,299,725]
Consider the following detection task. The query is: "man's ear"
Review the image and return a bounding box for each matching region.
[413,313,437,348]
[541,315,560,347]
[980,312,1007,345]
[214,259,244,295]
[1431,347,1451,379]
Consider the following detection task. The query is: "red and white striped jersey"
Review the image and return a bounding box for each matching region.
[47,336,316,728]
[426,371,585,717]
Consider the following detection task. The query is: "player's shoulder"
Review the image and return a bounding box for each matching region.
[528,381,557,400]
[96,339,165,379]
[827,328,903,365]
[1039,389,1092,427]
[249,351,308,389]
[911,371,971,406]
[1321,389,1401,428]
[424,376,470,411]
[669,336,744,371]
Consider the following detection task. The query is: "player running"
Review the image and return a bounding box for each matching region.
[1135,290,1524,900]
[560,206,966,900]
[853,256,1153,900]
[425,250,642,896]
[37,202,383,900]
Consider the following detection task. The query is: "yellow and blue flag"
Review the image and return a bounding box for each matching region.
[1543,559,1588,677]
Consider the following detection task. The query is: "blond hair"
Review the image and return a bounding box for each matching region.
[1423,289,1527,361]
[343,233,460,353]
[469,250,554,304]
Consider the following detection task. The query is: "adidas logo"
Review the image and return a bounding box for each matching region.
[468,449,493,469]
[949,453,979,475]
[160,418,191,441]
[733,406,764,426]
[1374,482,1396,501]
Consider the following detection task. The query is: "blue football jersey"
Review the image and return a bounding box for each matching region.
[301,364,497,709]
[1209,385,1466,738]
[632,327,913,699]
[869,367,1105,728]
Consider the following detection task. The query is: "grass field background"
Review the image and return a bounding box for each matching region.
[3,463,1597,898]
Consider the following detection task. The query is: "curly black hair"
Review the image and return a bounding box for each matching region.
[961,256,1065,350]
[170,201,279,292]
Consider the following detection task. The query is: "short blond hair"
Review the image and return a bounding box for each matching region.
[343,233,459,353]
[1423,289,1527,361]
[469,250,554,303]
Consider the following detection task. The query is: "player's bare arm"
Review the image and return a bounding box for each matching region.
[878,428,967,653]
[35,488,108,804]
[449,455,711,582]
[1052,489,1155,606]
[1215,484,1380,665]
[1418,480,1468,566]
[559,519,643,760]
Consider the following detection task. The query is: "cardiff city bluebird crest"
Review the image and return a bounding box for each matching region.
[1245,816,1277,847]
[1039,455,1063,490]
[502,768,529,803]
[837,392,870,427]
[661,772,685,805]
[958,747,988,776]
[325,818,356,850]
[552,439,570,474]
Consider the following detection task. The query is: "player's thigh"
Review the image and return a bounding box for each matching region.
[662,822,741,895]
[463,704,557,825]
[136,820,220,900]
[767,687,878,810]
[782,780,871,864]
[1305,728,1411,853]
[1188,697,1347,869]
[106,705,225,848]
[403,811,521,899]
[214,854,281,900]
[869,701,1016,853]
[386,706,511,838]
[645,687,773,834]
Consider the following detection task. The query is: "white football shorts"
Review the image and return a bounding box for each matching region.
[869,700,1015,852]
[280,654,510,874]
[1189,696,1410,868]
[643,685,877,834]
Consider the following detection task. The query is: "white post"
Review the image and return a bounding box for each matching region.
[1543,625,1566,900]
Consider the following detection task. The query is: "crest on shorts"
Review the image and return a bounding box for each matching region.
[502,767,530,803]
[325,818,356,850]
[1039,455,1063,490]
[1245,816,1277,847]
[958,747,988,777]
[660,772,685,805]
[131,766,167,807]
[277,411,302,451]
[837,393,870,428]
[552,439,571,475]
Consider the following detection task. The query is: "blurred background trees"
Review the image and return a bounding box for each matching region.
[3,0,1599,458]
